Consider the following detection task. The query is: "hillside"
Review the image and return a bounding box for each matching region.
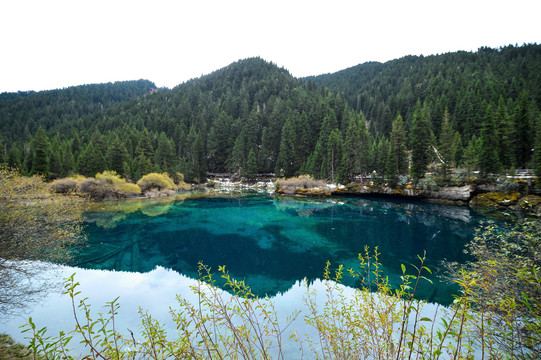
[308,44,541,141]
[0,80,156,144]
[1,46,540,185]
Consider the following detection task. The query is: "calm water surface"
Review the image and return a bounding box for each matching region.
[77,192,482,303]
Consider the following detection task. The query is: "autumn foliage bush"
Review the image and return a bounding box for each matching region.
[136,172,176,192]
[275,175,327,195]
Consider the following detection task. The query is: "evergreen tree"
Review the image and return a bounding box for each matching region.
[463,136,481,171]
[228,133,246,175]
[243,148,258,181]
[0,134,5,164]
[439,109,455,164]
[107,136,129,175]
[276,116,298,178]
[134,129,155,179]
[389,114,408,177]
[535,113,541,181]
[513,90,532,167]
[30,127,50,176]
[451,131,463,167]
[494,96,513,169]
[410,102,432,180]
[325,130,342,183]
[77,143,105,177]
[207,111,233,172]
[339,113,369,183]
[305,140,324,179]
[7,146,22,169]
[62,144,74,175]
[90,129,107,159]
[438,108,455,178]
[184,126,205,182]
[48,143,64,178]
[385,145,398,186]
[154,132,176,174]
[478,105,502,176]
[71,131,81,159]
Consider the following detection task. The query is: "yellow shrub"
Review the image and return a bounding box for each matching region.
[70,174,87,182]
[95,171,125,186]
[136,173,176,192]
[115,183,141,196]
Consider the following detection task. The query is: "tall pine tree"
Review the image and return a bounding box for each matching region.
[410,102,432,180]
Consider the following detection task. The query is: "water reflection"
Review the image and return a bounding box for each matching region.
[0,263,444,357]
[73,193,486,304]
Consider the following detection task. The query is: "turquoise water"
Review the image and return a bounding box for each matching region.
[76,192,484,304]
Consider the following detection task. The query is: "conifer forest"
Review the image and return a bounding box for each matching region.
[1,44,540,184]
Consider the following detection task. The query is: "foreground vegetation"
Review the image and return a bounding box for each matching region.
[17,218,540,360]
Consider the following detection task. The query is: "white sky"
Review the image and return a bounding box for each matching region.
[0,0,539,93]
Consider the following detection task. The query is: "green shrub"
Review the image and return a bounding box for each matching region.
[416,176,438,191]
[496,179,520,193]
[136,173,176,192]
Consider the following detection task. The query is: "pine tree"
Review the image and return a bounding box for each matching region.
[326,130,342,183]
[305,141,324,179]
[451,131,463,167]
[275,116,297,178]
[534,113,541,181]
[0,134,5,164]
[184,126,205,182]
[513,90,532,168]
[463,136,481,171]
[494,96,513,169]
[154,132,176,174]
[77,143,105,177]
[339,113,369,183]
[439,109,455,164]
[389,114,408,176]
[107,136,129,176]
[438,108,455,178]
[478,104,502,176]
[410,102,432,180]
[134,129,155,179]
[207,111,232,172]
[243,148,258,181]
[229,133,246,175]
[30,127,50,176]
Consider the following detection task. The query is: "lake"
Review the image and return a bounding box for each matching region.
[0,191,492,353]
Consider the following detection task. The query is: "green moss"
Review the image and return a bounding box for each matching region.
[470,192,520,209]
[515,195,541,215]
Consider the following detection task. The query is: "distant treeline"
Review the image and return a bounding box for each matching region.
[1,44,540,183]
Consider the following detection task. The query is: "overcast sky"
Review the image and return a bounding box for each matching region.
[1,0,539,93]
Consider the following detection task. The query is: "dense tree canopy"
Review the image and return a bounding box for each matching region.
[1,45,540,183]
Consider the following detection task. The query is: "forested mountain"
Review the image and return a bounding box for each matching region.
[0,80,156,144]
[1,45,540,184]
[308,45,541,140]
